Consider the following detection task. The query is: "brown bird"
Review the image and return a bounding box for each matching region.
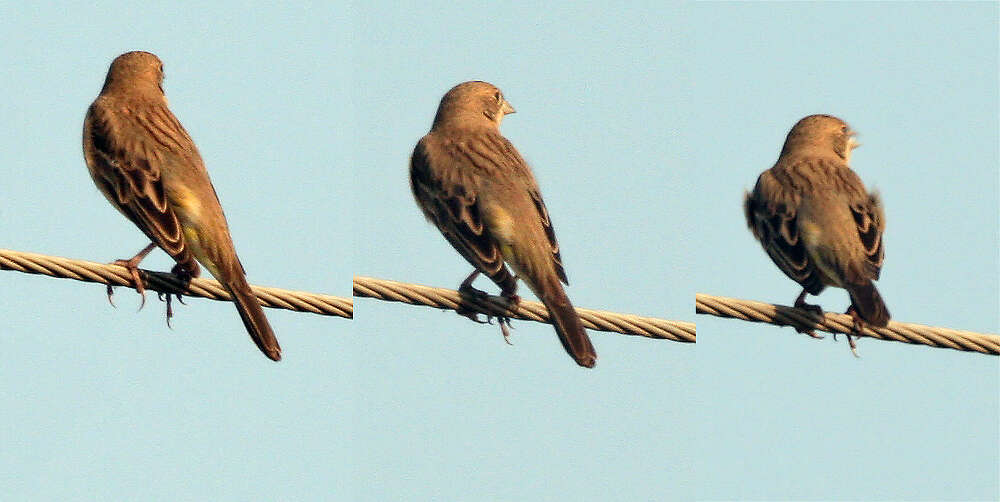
[82,51,281,361]
[410,81,597,368]
[744,114,889,354]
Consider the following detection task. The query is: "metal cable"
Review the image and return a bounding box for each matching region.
[1,248,352,318]
[354,275,695,342]
[8,249,990,354]
[696,293,999,355]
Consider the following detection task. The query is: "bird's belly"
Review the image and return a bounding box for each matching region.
[485,206,516,245]
[800,220,846,288]
[482,203,528,276]
[167,186,218,273]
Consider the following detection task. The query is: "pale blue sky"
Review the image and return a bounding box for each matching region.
[0,2,996,501]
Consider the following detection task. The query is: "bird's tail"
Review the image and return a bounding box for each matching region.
[537,280,596,368]
[224,273,282,361]
[848,281,890,327]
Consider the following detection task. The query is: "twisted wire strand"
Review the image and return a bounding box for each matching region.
[9,248,991,354]
[1,249,353,318]
[696,293,999,355]
[353,275,695,342]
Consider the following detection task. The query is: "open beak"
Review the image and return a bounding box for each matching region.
[847,130,860,151]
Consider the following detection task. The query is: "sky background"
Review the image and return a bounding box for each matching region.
[0,2,996,502]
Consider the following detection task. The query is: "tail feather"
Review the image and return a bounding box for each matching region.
[225,274,281,361]
[848,281,890,327]
[539,284,597,368]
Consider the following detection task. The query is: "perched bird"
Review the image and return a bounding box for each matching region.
[744,114,889,354]
[410,81,596,368]
[82,51,281,361]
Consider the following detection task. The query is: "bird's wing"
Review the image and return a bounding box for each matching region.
[83,99,196,268]
[495,134,569,285]
[410,134,510,282]
[744,163,825,294]
[832,163,885,281]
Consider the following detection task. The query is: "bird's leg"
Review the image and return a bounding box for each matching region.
[792,289,825,340]
[107,242,157,310]
[794,289,823,314]
[159,263,194,329]
[458,270,487,297]
[499,283,520,306]
[456,270,490,324]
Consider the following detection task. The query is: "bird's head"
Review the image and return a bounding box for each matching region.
[432,81,516,130]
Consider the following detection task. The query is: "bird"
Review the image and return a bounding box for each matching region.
[744,114,889,355]
[410,81,597,368]
[82,51,281,361]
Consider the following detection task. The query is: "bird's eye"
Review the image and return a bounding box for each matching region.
[840,125,848,133]
[494,91,502,102]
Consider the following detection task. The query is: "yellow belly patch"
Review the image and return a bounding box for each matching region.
[485,205,516,244]
[170,187,203,221]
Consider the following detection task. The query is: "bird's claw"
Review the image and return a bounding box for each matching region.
[159,265,196,329]
[842,306,865,358]
[454,266,522,345]
[499,316,514,345]
[791,292,826,341]
[501,319,513,345]
[109,258,147,311]
[457,283,491,324]
[152,291,188,332]
[456,306,489,324]
[166,295,173,329]
[456,285,518,345]
[157,289,188,330]
[798,328,825,340]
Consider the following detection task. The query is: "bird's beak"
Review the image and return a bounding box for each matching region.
[847,131,860,151]
[502,100,516,115]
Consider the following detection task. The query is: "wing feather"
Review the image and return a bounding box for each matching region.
[745,164,825,294]
[84,100,197,273]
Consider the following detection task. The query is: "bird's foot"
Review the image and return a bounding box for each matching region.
[108,257,148,311]
[457,284,491,324]
[794,300,824,316]
[157,264,194,329]
[455,284,492,324]
[794,289,824,314]
[791,304,824,339]
[792,291,825,338]
[105,243,157,310]
[457,285,519,344]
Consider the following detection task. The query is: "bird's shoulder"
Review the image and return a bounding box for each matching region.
[414,126,530,183]
[94,93,199,156]
[756,155,855,201]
